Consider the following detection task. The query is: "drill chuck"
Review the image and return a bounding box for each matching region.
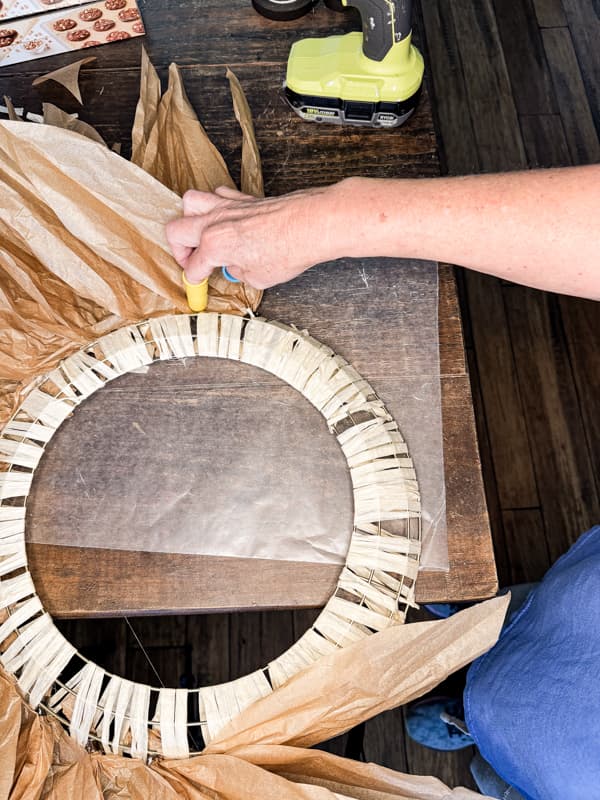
[344,0,412,60]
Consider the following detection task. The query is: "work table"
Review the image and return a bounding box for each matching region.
[0,0,497,616]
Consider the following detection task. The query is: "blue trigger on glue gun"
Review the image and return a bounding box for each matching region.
[221,266,240,283]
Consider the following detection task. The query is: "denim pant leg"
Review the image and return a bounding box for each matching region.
[469,583,537,799]
[500,583,537,621]
[470,753,527,800]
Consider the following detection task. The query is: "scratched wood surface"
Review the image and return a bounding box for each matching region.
[420,0,600,592]
[408,1,599,784]
[0,1,497,614]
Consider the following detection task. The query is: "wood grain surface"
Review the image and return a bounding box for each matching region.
[420,0,600,591]
[35,0,598,784]
[0,0,497,615]
[25,268,496,615]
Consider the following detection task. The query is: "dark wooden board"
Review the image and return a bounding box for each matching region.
[531,0,568,28]
[504,287,600,561]
[125,614,187,648]
[501,508,551,585]
[418,0,479,176]
[463,272,540,511]
[448,0,527,173]
[519,113,571,168]
[541,27,600,165]
[559,297,600,502]
[363,708,409,773]
[187,612,231,687]
[127,644,188,688]
[55,617,127,675]
[491,0,557,115]
[229,609,296,679]
[464,343,510,585]
[560,0,600,135]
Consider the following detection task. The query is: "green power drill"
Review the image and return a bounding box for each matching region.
[283,0,424,128]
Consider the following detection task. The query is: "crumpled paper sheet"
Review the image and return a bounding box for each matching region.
[132,52,235,197]
[0,118,183,423]
[130,50,263,315]
[0,597,507,799]
[42,101,107,146]
[0,54,262,428]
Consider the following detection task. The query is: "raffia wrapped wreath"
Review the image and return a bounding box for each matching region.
[0,312,421,760]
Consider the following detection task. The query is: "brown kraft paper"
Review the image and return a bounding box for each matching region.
[0,52,262,428]
[0,597,508,799]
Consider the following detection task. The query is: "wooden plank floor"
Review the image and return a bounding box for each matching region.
[51,0,599,788]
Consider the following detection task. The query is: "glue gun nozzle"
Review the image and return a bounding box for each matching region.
[182,271,208,312]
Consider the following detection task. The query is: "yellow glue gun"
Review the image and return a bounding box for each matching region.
[182,267,240,312]
[182,272,208,312]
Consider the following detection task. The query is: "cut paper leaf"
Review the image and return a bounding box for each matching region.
[130,55,262,314]
[31,57,97,105]
[42,103,106,146]
[2,96,20,121]
[227,67,264,198]
[131,46,161,168]
[139,61,235,195]
[206,596,510,752]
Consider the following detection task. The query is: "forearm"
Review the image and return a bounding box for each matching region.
[167,166,599,298]
[332,166,600,299]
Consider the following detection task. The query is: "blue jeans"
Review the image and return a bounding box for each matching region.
[469,584,535,800]
[471,753,527,800]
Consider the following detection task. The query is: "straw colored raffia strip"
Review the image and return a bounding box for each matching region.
[0,313,421,759]
[155,688,190,759]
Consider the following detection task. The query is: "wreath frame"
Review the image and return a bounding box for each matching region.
[0,312,421,759]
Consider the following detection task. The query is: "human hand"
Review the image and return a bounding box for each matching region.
[165,183,346,289]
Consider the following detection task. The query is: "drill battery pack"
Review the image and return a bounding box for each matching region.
[284,85,421,127]
[284,30,424,128]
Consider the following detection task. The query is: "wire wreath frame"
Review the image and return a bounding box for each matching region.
[0,312,421,760]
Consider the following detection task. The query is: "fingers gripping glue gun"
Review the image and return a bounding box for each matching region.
[284,0,424,128]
